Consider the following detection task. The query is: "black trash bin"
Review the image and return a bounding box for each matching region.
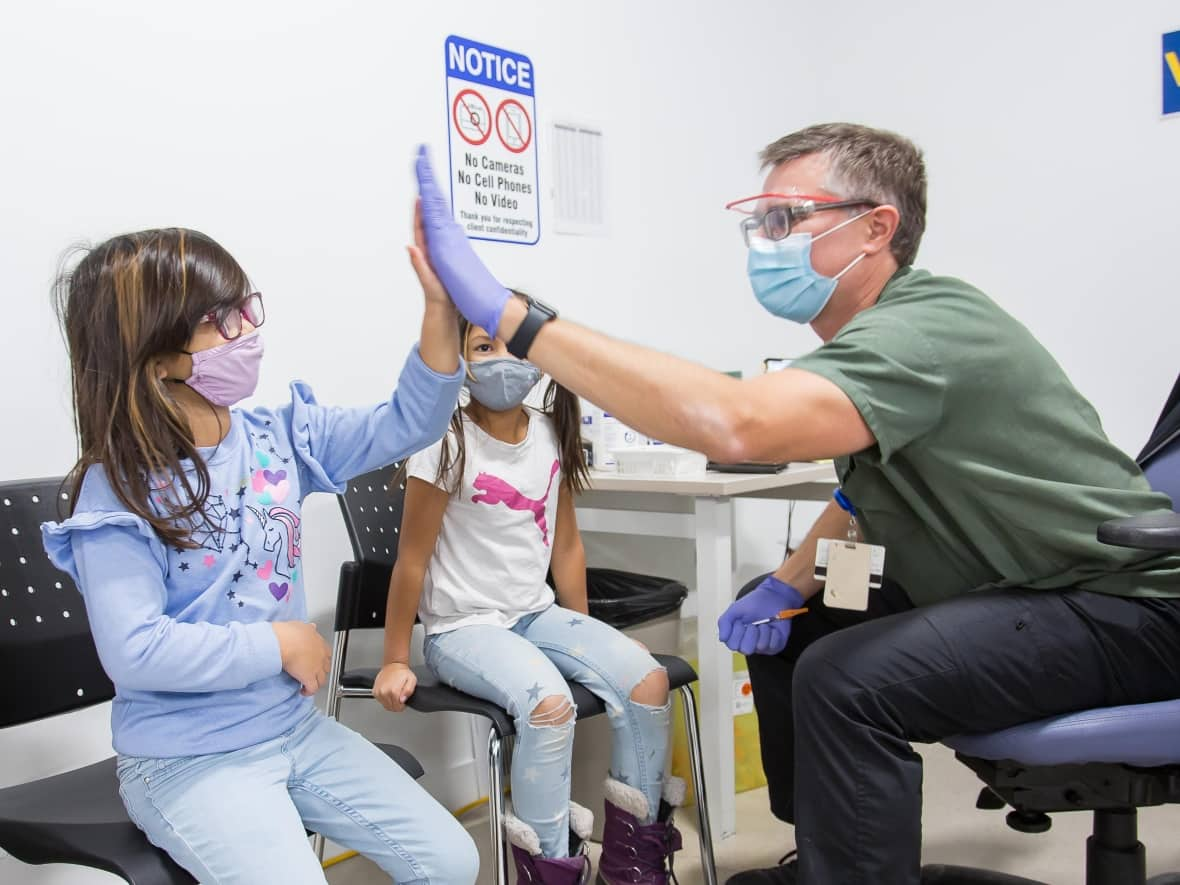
[585,568,688,629]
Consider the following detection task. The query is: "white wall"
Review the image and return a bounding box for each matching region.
[2,1,1178,881]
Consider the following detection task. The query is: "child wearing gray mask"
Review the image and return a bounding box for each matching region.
[376,300,684,885]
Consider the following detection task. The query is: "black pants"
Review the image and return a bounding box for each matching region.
[740,575,1180,885]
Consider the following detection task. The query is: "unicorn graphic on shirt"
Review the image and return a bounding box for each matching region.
[246,504,302,600]
[471,459,561,545]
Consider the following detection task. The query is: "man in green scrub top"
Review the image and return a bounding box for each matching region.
[412,124,1180,885]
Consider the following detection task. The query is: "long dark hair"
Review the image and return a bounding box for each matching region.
[405,298,590,497]
[54,228,254,547]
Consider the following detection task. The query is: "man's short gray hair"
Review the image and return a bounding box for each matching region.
[760,123,927,267]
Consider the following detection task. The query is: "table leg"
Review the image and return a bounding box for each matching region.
[694,496,737,839]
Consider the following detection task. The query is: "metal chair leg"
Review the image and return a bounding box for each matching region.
[313,632,351,864]
[504,732,516,779]
[488,729,511,885]
[326,631,349,720]
[679,685,718,885]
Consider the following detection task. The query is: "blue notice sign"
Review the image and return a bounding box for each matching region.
[446,36,534,97]
[445,36,540,245]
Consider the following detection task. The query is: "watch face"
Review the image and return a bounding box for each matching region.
[532,298,558,319]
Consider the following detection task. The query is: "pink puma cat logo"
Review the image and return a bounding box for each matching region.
[472,460,561,545]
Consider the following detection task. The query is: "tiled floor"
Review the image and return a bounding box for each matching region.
[326,742,1180,884]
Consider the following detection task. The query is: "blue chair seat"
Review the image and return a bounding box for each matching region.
[946,698,1180,768]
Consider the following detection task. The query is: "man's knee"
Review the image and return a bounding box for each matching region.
[792,616,937,733]
[792,630,865,710]
[629,666,669,707]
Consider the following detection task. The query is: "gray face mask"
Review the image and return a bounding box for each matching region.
[466,358,543,411]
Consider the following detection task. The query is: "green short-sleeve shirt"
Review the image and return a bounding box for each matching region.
[790,266,1180,606]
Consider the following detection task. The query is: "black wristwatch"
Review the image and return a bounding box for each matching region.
[506,294,559,359]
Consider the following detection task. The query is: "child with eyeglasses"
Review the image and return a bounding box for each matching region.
[40,227,478,885]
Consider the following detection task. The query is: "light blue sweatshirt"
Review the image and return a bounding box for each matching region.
[42,347,462,758]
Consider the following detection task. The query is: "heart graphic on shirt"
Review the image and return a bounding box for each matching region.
[257,560,274,581]
[269,581,289,601]
[256,451,271,468]
[251,469,290,506]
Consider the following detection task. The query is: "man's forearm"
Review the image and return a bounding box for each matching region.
[498,299,748,462]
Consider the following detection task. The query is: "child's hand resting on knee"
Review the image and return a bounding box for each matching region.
[272,621,333,697]
[374,662,418,712]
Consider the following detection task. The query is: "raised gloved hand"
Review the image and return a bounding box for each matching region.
[414,145,511,337]
[717,575,805,656]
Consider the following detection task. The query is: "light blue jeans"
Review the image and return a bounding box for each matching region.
[424,604,672,858]
[117,707,478,885]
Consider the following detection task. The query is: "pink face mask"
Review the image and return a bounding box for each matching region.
[183,332,264,407]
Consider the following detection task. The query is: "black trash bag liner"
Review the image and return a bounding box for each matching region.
[585,568,688,629]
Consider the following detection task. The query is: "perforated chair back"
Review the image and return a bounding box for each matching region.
[334,464,406,632]
[0,478,114,727]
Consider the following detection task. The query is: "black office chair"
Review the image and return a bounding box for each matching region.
[324,465,719,885]
[0,476,424,884]
[0,477,194,884]
[923,378,1180,885]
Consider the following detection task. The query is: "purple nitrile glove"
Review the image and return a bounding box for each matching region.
[414,145,511,337]
[718,575,805,656]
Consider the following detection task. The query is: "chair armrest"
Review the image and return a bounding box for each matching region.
[373,743,425,779]
[1097,511,1180,551]
[653,654,698,689]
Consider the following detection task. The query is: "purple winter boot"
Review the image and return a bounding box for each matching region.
[597,776,685,885]
[506,801,594,885]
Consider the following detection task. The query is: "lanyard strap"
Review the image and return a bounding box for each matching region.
[834,489,858,543]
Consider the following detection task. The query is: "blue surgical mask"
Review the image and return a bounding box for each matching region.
[746,210,870,323]
[466,358,542,411]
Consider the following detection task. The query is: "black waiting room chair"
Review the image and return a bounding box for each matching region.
[0,476,424,883]
[322,464,719,885]
[0,477,195,884]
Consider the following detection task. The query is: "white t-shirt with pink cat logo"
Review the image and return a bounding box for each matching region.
[406,410,562,634]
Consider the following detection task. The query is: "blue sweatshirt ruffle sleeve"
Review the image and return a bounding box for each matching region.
[286,345,464,496]
[42,505,282,695]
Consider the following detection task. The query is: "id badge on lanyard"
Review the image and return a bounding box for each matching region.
[814,489,886,611]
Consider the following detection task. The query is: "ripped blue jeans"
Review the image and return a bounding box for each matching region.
[424,604,672,858]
